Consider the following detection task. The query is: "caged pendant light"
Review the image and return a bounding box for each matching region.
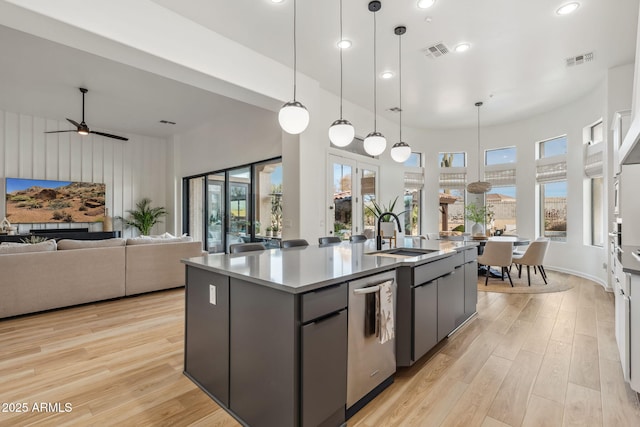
[278,0,310,135]
[390,26,411,163]
[363,1,386,156]
[467,101,492,194]
[328,0,355,147]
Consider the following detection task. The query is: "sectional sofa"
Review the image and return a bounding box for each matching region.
[0,237,204,319]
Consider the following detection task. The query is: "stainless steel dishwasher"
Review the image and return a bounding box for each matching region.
[346,270,396,417]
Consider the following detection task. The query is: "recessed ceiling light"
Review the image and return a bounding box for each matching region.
[380,71,394,79]
[417,0,436,9]
[271,0,284,3]
[337,39,352,49]
[556,2,580,15]
[454,43,471,53]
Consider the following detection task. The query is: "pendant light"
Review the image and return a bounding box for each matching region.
[363,1,386,156]
[467,101,492,194]
[278,0,309,135]
[390,26,411,163]
[328,0,355,147]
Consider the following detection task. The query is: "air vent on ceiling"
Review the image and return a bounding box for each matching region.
[566,52,594,67]
[423,42,450,59]
[388,107,402,113]
[159,120,176,125]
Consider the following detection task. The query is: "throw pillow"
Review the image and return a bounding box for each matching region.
[0,240,57,254]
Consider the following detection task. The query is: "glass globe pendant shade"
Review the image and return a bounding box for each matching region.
[328,119,355,147]
[278,101,309,134]
[390,141,411,163]
[363,131,387,156]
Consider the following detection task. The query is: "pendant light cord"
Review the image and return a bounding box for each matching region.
[398,32,402,142]
[339,0,344,119]
[477,103,481,179]
[293,0,298,101]
[373,9,377,131]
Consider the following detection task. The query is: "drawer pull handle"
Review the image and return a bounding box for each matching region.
[353,285,380,295]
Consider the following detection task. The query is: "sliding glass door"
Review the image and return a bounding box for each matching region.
[184,157,282,253]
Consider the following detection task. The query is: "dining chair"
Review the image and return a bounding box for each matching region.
[349,234,367,242]
[281,239,309,248]
[318,236,341,245]
[477,241,514,286]
[229,242,266,254]
[511,238,550,285]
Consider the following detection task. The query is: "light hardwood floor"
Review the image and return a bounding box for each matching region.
[0,271,639,426]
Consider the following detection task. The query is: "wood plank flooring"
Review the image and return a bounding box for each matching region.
[0,271,639,426]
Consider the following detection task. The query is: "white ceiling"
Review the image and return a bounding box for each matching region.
[0,0,638,137]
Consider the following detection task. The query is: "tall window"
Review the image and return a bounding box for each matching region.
[585,120,604,246]
[484,147,517,234]
[439,152,466,232]
[537,136,567,241]
[404,172,423,236]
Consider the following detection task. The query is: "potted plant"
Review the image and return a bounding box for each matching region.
[365,196,408,237]
[465,202,491,236]
[265,226,273,237]
[118,197,168,236]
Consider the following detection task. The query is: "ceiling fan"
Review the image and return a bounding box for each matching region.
[44,87,129,141]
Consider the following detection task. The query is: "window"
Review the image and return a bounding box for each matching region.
[485,148,517,234]
[404,152,422,168]
[183,157,283,253]
[404,172,423,236]
[537,136,567,241]
[439,152,466,232]
[585,120,604,246]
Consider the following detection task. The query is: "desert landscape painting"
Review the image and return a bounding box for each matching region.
[5,178,105,224]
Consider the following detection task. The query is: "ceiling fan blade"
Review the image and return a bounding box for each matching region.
[90,130,129,141]
[44,130,76,134]
[66,118,81,128]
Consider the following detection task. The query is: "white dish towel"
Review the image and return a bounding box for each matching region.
[377,280,394,344]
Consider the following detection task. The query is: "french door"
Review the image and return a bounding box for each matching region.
[327,154,378,239]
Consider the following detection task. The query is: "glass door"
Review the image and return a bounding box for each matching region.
[226,167,251,252]
[206,172,225,253]
[328,155,378,239]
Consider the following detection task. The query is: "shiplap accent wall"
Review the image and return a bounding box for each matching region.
[0,109,169,237]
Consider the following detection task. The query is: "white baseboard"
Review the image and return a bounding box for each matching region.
[544,266,611,291]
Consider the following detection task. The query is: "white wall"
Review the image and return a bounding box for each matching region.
[0,109,169,237]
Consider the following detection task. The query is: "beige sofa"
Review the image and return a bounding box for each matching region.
[0,238,203,319]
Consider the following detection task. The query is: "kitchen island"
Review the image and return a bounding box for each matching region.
[182,238,478,427]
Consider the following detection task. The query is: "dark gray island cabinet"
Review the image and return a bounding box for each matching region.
[182,240,478,427]
[396,247,478,366]
[184,266,349,427]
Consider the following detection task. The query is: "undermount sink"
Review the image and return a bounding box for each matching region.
[367,248,439,258]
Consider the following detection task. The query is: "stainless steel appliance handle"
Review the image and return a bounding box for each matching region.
[353,286,380,295]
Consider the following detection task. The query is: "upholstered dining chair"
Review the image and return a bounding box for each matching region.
[349,234,367,242]
[229,243,266,254]
[318,236,341,245]
[512,238,550,286]
[477,241,514,286]
[281,239,309,248]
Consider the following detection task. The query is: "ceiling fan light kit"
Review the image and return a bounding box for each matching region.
[363,0,387,157]
[279,0,309,135]
[467,101,492,194]
[44,87,128,141]
[329,0,355,147]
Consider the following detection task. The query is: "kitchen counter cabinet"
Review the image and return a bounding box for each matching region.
[438,266,464,341]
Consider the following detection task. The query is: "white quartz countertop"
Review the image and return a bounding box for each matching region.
[182,238,478,294]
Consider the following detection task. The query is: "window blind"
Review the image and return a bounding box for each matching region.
[536,155,567,183]
[484,165,516,187]
[439,167,466,190]
[584,143,603,178]
[404,171,425,191]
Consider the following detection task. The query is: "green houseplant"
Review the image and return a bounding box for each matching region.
[365,196,408,236]
[465,202,493,236]
[119,198,168,236]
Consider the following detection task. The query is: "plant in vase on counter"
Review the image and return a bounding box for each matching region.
[365,197,408,237]
[465,203,494,237]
